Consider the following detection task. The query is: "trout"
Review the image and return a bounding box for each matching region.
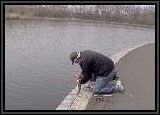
[77,83,81,95]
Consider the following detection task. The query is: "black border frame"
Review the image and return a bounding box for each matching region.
[1,0,159,114]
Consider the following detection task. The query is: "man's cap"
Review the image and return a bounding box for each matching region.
[69,52,78,65]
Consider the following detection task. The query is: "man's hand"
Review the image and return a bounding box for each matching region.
[74,72,83,80]
[74,73,82,95]
[76,79,80,83]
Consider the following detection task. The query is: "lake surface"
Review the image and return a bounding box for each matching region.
[5,20,155,110]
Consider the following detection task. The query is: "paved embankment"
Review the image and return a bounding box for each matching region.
[56,42,155,110]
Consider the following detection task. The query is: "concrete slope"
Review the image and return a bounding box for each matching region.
[56,42,155,110]
[86,42,155,110]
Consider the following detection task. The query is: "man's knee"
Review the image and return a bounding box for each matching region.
[92,85,102,94]
[93,90,101,94]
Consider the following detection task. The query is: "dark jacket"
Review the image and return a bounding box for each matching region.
[78,50,114,84]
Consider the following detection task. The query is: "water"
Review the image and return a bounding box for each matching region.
[5,20,155,110]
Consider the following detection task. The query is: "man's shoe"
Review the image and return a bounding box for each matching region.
[116,80,125,93]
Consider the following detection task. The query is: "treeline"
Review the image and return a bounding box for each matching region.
[5,5,155,26]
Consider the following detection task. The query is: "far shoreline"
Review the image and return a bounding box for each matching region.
[5,15,155,29]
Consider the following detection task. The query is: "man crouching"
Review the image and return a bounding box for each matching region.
[69,50,124,95]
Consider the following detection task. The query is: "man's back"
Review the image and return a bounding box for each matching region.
[79,50,114,84]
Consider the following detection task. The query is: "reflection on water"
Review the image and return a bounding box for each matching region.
[5,20,155,110]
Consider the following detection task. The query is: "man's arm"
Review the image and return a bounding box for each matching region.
[79,75,91,84]
[78,63,92,84]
